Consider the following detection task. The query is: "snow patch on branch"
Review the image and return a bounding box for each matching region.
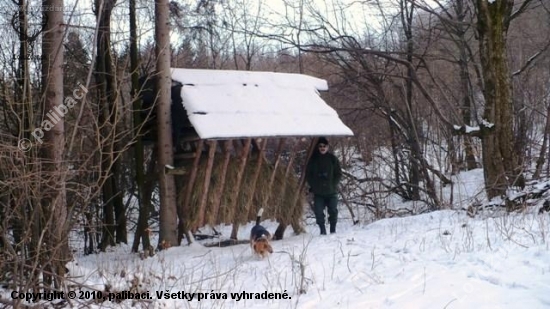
[480,119,494,128]
[453,124,481,134]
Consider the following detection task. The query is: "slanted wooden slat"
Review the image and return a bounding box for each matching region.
[178,140,203,244]
[210,140,232,224]
[229,139,252,240]
[264,138,286,207]
[244,139,268,223]
[289,138,318,234]
[273,140,301,240]
[196,140,217,229]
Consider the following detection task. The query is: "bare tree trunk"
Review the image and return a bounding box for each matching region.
[42,0,69,288]
[16,0,33,136]
[14,0,34,262]
[130,0,150,253]
[95,0,126,250]
[388,112,405,196]
[475,0,525,198]
[533,105,550,179]
[401,0,421,201]
[455,0,478,171]
[134,150,157,254]
[155,0,178,248]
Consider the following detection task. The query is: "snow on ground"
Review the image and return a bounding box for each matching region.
[5,169,550,309]
[63,210,550,309]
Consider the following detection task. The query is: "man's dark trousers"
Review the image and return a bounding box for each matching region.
[313,194,338,234]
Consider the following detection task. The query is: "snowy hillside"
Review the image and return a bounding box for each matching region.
[28,168,548,309]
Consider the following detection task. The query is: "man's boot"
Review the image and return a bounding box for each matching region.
[319,224,327,235]
[330,222,336,234]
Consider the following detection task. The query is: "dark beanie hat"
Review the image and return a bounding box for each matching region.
[317,137,329,145]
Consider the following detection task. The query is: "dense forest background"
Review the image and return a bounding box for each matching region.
[0,0,549,298]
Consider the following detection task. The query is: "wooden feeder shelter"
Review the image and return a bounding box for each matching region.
[141,68,354,242]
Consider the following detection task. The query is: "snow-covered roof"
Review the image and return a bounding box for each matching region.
[170,68,354,140]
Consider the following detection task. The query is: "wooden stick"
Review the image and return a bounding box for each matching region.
[244,138,268,220]
[264,138,286,209]
[178,140,203,244]
[196,140,217,229]
[290,138,318,234]
[338,188,359,224]
[210,139,232,225]
[274,139,301,240]
[229,139,252,240]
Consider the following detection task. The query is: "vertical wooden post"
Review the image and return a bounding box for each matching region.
[289,138,318,234]
[229,139,252,240]
[196,140,217,229]
[273,139,301,240]
[178,140,203,244]
[210,140,232,225]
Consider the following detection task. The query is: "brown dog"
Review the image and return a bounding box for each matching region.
[250,208,273,258]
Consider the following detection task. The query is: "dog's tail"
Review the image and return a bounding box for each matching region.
[256,208,264,225]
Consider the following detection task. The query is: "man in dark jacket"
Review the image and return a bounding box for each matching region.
[306,137,342,235]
